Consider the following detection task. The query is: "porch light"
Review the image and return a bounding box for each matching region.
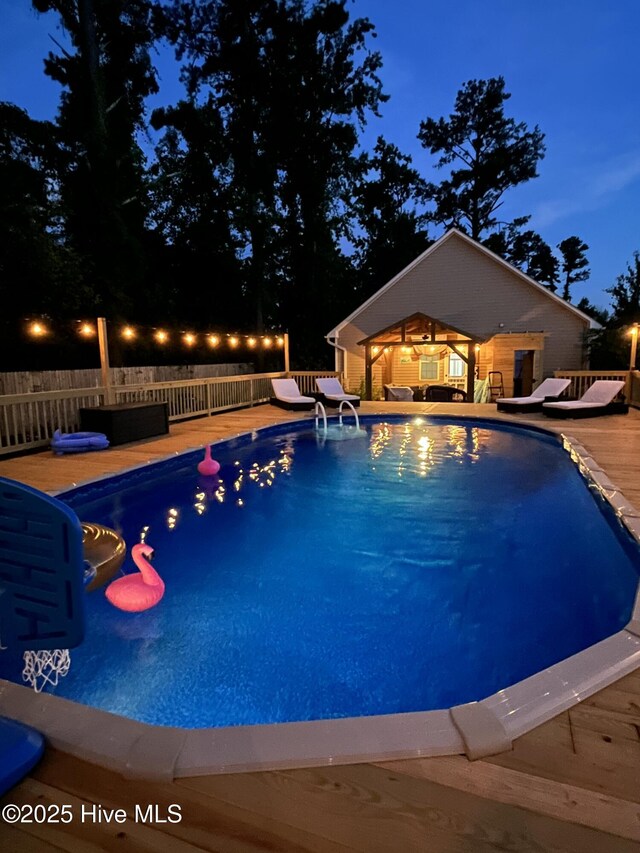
[121,326,136,340]
[276,337,284,347]
[263,337,272,348]
[372,346,380,354]
[247,337,257,348]
[79,323,95,338]
[401,346,412,354]
[229,336,239,348]
[155,330,168,344]
[207,334,219,347]
[183,333,196,346]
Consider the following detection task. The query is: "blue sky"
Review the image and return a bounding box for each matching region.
[2,0,639,311]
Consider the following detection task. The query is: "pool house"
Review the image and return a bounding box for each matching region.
[327,228,598,400]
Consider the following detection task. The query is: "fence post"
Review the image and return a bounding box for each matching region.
[97,317,115,404]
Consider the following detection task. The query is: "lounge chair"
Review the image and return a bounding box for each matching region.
[315,378,360,408]
[542,380,628,419]
[384,385,414,402]
[496,378,571,413]
[270,378,315,411]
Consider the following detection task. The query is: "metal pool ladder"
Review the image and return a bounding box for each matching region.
[314,400,361,435]
[338,400,360,430]
[314,401,328,434]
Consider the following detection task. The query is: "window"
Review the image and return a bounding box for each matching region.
[419,354,439,380]
[448,353,464,377]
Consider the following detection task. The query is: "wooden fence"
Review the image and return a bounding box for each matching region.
[0,363,253,395]
[0,370,339,456]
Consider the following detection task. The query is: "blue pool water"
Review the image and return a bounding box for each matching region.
[2,417,638,727]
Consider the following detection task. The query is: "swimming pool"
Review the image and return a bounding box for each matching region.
[2,416,638,729]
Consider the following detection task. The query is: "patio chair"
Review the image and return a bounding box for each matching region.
[496,378,571,413]
[270,378,315,411]
[542,380,628,419]
[315,378,360,408]
[383,385,414,402]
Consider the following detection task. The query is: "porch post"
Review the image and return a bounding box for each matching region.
[365,345,372,401]
[466,347,476,402]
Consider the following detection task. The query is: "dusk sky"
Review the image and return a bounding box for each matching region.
[2,0,639,312]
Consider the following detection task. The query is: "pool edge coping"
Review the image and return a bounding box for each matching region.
[2,411,640,778]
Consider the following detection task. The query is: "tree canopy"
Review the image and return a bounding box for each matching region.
[0,12,627,370]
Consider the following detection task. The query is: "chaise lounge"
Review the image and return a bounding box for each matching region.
[270,378,316,411]
[542,380,628,419]
[315,378,360,408]
[496,378,571,414]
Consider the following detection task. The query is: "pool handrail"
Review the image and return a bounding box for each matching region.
[338,400,360,430]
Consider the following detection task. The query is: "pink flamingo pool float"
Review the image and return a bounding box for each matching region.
[105,543,165,612]
[197,445,220,476]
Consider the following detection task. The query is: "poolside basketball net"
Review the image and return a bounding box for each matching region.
[22,648,71,693]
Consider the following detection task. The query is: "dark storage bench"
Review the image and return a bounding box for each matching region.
[79,402,169,446]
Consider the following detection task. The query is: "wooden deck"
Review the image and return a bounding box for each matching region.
[1,402,640,852]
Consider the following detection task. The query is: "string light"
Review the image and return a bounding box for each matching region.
[20,319,286,349]
[28,321,48,337]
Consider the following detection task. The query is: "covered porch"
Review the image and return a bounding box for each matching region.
[358,312,482,401]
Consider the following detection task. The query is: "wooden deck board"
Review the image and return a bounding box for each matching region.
[1,402,639,851]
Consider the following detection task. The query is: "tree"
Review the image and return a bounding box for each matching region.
[558,236,589,301]
[350,137,430,302]
[509,231,559,290]
[149,99,245,328]
[32,0,160,316]
[418,77,545,240]
[607,252,640,325]
[581,255,640,370]
[576,297,609,327]
[0,102,84,317]
[159,0,386,364]
[483,218,558,290]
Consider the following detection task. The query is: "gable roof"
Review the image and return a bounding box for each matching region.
[327,228,600,337]
[356,311,483,346]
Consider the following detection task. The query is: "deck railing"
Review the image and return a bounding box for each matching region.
[553,370,631,401]
[0,370,339,456]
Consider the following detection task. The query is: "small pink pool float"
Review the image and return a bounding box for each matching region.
[105,543,164,612]
[197,445,220,476]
